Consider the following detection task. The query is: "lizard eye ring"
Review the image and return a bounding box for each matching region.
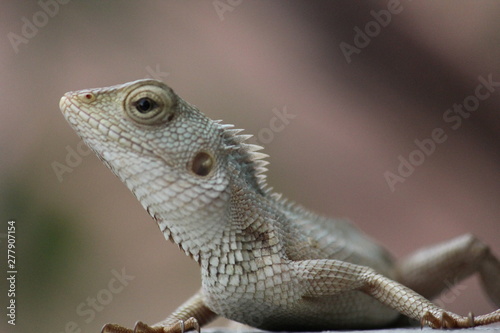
[124,85,176,125]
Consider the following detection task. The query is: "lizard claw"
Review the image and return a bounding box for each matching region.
[420,311,456,328]
[185,318,200,333]
[421,311,438,328]
[440,312,457,328]
[467,312,475,327]
[163,318,200,333]
[421,310,478,329]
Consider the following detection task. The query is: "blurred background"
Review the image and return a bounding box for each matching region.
[1,1,499,332]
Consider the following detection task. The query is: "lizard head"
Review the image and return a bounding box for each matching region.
[60,79,269,258]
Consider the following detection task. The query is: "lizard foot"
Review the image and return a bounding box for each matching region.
[421,311,475,328]
[102,319,200,333]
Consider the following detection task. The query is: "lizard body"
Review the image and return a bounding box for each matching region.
[59,79,500,332]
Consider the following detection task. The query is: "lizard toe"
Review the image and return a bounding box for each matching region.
[102,323,134,333]
[440,312,457,328]
[133,321,164,333]
[421,311,441,328]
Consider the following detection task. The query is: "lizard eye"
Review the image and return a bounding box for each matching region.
[124,84,176,125]
[190,152,214,177]
[135,97,157,113]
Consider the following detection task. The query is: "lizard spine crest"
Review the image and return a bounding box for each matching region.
[218,122,272,194]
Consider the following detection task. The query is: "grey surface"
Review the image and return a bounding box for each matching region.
[205,325,500,333]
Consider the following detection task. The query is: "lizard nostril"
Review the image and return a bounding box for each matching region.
[77,92,96,104]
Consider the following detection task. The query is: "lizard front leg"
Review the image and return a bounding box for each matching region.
[294,259,500,328]
[102,290,217,333]
[396,234,500,307]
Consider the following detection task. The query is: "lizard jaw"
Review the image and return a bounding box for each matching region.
[60,90,164,162]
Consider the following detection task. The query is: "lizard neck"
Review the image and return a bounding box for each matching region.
[150,177,232,263]
[152,167,285,265]
[200,176,287,264]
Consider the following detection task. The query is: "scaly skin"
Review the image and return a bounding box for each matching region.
[59,79,500,331]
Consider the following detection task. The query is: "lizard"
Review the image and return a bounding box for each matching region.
[59,79,500,332]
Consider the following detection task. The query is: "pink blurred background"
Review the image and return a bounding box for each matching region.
[0,1,499,332]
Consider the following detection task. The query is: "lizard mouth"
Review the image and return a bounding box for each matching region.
[59,93,84,130]
[59,95,68,113]
[59,92,100,138]
[59,93,74,116]
[59,91,130,148]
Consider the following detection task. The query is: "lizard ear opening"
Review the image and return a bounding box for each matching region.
[124,84,176,125]
[190,151,215,177]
